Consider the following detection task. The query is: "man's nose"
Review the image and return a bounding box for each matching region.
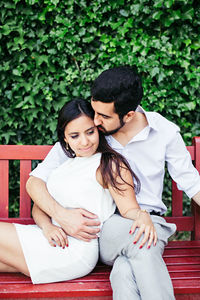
[94,114,101,126]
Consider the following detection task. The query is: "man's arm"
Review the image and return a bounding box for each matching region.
[192,191,200,206]
[26,176,100,241]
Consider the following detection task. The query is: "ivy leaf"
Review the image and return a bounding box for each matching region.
[119,9,129,17]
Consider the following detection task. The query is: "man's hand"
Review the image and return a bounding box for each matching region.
[27,177,101,242]
[54,207,101,242]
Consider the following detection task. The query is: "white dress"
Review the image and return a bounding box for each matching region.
[15,153,116,284]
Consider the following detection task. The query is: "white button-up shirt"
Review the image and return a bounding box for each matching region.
[30,106,200,215]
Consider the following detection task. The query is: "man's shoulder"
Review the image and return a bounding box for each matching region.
[146,111,180,133]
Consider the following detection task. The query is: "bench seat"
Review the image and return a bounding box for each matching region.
[0,242,200,299]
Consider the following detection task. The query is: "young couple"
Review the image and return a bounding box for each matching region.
[0,66,200,300]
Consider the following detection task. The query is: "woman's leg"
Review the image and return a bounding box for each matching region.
[0,261,18,272]
[0,222,30,276]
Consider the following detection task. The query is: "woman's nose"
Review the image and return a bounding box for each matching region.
[81,135,89,146]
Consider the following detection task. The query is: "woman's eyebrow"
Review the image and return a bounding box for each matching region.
[68,126,95,135]
[85,126,96,132]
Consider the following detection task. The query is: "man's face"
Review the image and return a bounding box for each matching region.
[91,100,124,135]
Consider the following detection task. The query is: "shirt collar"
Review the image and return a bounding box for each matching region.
[106,106,158,147]
[136,105,158,131]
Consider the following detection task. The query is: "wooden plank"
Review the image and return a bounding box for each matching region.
[192,137,200,240]
[164,216,194,231]
[172,181,183,217]
[0,160,9,217]
[0,281,112,298]
[0,145,52,160]
[0,218,35,224]
[20,160,32,218]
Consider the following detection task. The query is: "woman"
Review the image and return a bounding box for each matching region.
[0,99,156,284]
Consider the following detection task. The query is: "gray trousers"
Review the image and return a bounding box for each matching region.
[99,214,176,300]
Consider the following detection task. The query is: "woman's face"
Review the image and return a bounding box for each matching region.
[64,115,99,157]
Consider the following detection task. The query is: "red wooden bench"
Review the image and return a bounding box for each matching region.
[0,137,200,299]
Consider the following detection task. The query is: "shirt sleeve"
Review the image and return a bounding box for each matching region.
[30,142,68,183]
[166,131,200,198]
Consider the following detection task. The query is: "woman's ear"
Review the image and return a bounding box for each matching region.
[123,111,135,123]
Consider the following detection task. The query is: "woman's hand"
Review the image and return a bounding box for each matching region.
[129,210,157,249]
[42,223,68,248]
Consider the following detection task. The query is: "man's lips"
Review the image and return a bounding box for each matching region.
[98,126,105,132]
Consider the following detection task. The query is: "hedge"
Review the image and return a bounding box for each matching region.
[0,0,199,217]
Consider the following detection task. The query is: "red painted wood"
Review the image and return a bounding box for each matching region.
[0,145,53,160]
[172,180,183,217]
[0,218,35,224]
[0,160,9,217]
[20,160,32,218]
[164,216,194,231]
[191,137,200,240]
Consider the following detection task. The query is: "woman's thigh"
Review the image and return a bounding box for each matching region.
[0,222,29,276]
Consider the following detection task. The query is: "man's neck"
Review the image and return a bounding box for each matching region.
[112,112,148,147]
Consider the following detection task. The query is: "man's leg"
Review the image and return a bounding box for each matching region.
[110,255,141,300]
[100,214,176,300]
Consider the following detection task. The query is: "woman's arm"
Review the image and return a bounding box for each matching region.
[97,165,157,249]
[32,204,68,248]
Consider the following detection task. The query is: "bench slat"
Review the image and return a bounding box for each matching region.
[20,160,32,218]
[0,160,9,217]
[0,145,52,160]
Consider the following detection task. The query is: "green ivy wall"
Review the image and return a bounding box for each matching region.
[0,0,199,219]
[1,0,199,146]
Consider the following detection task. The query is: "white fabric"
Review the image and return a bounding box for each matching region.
[15,153,116,284]
[30,106,200,215]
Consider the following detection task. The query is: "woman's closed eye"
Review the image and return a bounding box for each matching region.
[71,134,79,139]
[87,129,95,135]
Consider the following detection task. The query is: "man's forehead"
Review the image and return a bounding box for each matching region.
[91,99,115,115]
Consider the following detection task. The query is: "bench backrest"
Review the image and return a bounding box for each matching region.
[0,137,200,239]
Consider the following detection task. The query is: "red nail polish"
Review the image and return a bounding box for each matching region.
[129,230,132,234]
[133,241,137,244]
[66,244,68,247]
[139,245,143,249]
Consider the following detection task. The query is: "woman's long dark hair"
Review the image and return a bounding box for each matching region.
[57,98,140,194]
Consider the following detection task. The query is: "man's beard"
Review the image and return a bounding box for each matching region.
[98,119,125,136]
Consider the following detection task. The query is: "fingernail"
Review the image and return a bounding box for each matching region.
[139,245,143,249]
[147,245,150,249]
[129,230,132,234]
[133,241,137,244]
[66,244,68,247]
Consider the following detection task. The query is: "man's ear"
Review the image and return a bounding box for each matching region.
[123,111,135,123]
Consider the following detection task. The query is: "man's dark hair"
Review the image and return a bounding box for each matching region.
[91,65,143,118]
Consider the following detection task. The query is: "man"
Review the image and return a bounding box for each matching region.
[27,66,200,299]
